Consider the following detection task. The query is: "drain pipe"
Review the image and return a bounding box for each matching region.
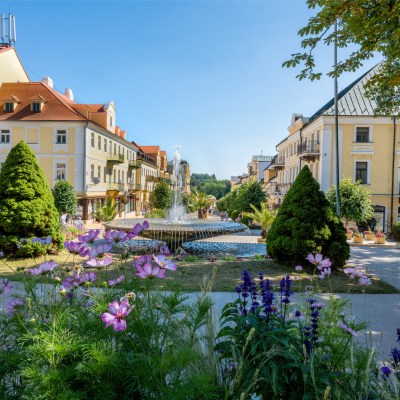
[299,128,303,170]
[390,116,396,231]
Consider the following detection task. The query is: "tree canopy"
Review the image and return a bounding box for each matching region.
[190,173,231,199]
[326,177,374,226]
[150,182,173,210]
[283,0,400,115]
[52,180,78,215]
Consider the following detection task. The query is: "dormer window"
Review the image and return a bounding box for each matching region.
[28,95,46,113]
[4,102,14,112]
[2,96,20,113]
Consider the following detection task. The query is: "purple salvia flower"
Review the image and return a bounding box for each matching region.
[0,279,13,295]
[108,274,125,286]
[381,366,392,377]
[78,229,100,244]
[390,348,400,367]
[102,299,133,331]
[28,260,58,275]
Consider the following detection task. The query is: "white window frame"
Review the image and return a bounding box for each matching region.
[0,129,11,144]
[56,129,67,144]
[54,159,67,182]
[354,125,372,143]
[53,127,68,152]
[91,132,95,147]
[354,160,370,184]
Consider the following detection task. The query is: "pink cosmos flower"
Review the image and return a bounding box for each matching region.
[102,299,133,332]
[338,320,359,337]
[104,230,130,243]
[78,229,100,244]
[306,253,332,270]
[295,265,303,271]
[153,255,177,271]
[6,298,24,314]
[108,274,125,286]
[86,257,113,268]
[135,263,167,279]
[358,276,372,285]
[89,243,112,259]
[28,260,58,275]
[127,221,150,238]
[64,241,90,257]
[0,279,13,295]
[133,255,152,269]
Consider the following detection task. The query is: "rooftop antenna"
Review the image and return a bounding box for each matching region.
[0,13,16,47]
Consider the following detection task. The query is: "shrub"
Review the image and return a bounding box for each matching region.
[52,180,78,215]
[63,226,80,240]
[149,182,173,210]
[0,141,63,255]
[144,209,167,219]
[183,255,200,262]
[391,221,400,241]
[267,166,349,269]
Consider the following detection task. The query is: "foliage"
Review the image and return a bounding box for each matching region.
[0,227,220,399]
[391,221,400,242]
[191,173,231,199]
[190,191,212,219]
[0,141,63,255]
[63,226,81,241]
[149,182,173,210]
[217,180,266,218]
[243,203,276,238]
[52,180,78,215]
[181,192,196,213]
[94,197,119,222]
[267,166,349,268]
[215,270,395,400]
[183,255,200,262]
[283,0,400,115]
[144,209,168,219]
[326,178,374,227]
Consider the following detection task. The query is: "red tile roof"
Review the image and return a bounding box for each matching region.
[141,145,160,154]
[0,82,86,121]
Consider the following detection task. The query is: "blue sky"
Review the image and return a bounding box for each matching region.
[2,0,381,179]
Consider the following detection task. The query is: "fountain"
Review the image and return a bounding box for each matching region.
[104,148,248,251]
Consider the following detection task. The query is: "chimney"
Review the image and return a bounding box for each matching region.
[120,130,126,140]
[115,126,120,136]
[41,76,53,88]
[64,88,74,101]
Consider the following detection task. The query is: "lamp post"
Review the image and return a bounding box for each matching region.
[334,19,341,216]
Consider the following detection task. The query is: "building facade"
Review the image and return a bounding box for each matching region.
[266,64,399,231]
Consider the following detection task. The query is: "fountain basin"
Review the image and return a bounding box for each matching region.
[104,218,248,251]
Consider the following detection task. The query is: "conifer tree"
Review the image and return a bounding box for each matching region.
[267,166,349,268]
[0,141,63,254]
[53,179,78,215]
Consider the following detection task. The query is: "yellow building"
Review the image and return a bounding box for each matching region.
[0,45,29,83]
[266,64,398,231]
[0,78,146,221]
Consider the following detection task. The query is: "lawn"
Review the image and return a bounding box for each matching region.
[0,251,397,294]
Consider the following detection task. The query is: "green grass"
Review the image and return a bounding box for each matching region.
[0,251,397,294]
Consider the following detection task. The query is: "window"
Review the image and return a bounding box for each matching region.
[1,130,10,143]
[113,170,116,183]
[315,162,319,181]
[122,171,124,183]
[356,127,370,143]
[56,130,67,144]
[118,170,121,182]
[56,163,66,180]
[98,166,101,181]
[355,162,368,184]
[98,136,101,150]
[104,138,107,152]
[316,130,320,144]
[31,102,41,112]
[91,132,94,147]
[114,143,116,155]
[91,164,94,180]
[104,166,107,183]
[4,102,14,112]
[110,116,113,126]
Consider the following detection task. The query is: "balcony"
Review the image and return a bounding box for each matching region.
[146,175,157,183]
[106,183,125,192]
[107,154,125,164]
[270,155,285,170]
[128,160,142,169]
[298,141,320,161]
[128,183,141,192]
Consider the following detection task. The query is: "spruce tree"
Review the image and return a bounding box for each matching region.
[0,141,63,254]
[267,166,349,268]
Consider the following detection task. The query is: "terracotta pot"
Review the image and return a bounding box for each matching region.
[346,233,353,240]
[352,236,363,244]
[374,237,386,244]
[365,234,375,241]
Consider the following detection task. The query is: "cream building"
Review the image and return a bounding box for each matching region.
[0,45,29,83]
[266,64,399,231]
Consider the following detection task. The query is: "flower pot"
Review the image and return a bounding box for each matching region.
[365,234,375,241]
[352,236,363,244]
[257,237,265,244]
[346,233,353,240]
[374,237,386,244]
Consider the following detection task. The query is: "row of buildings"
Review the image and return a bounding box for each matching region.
[234,64,397,232]
[0,44,191,221]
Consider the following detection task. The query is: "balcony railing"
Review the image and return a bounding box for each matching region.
[128,183,141,192]
[106,183,125,192]
[270,155,285,169]
[146,175,157,182]
[298,141,320,160]
[107,154,125,164]
[128,160,142,169]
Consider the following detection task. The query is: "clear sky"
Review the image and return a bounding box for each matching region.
[1,0,381,179]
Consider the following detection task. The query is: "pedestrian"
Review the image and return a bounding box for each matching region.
[225,212,229,221]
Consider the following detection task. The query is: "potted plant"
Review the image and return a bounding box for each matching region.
[352,232,363,244]
[364,230,375,241]
[243,203,276,243]
[374,232,386,244]
[346,229,353,240]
